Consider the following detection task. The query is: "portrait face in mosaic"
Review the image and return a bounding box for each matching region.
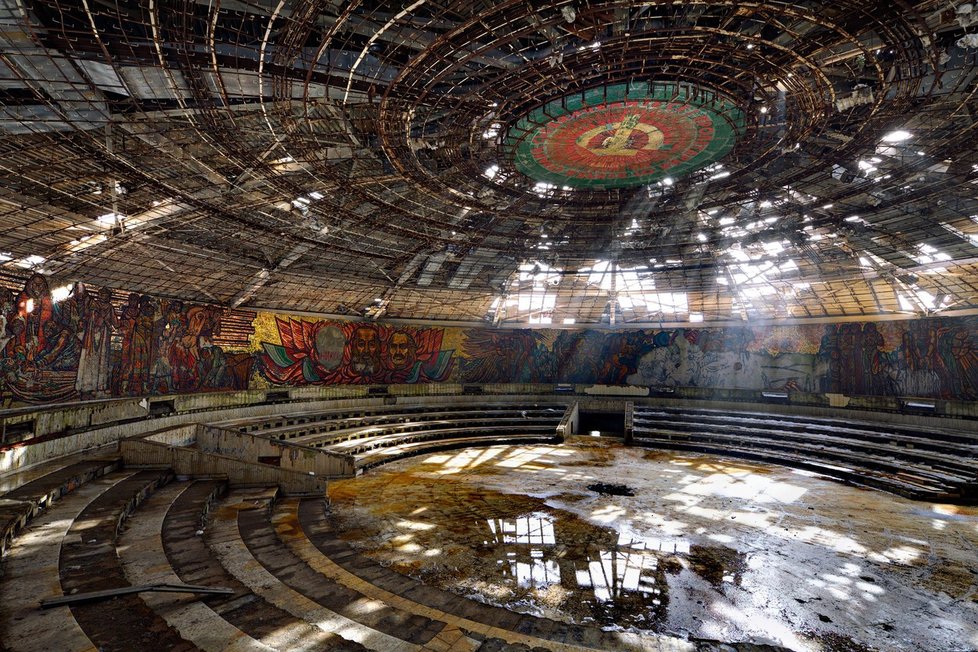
[387,331,417,370]
[314,324,345,371]
[350,325,381,376]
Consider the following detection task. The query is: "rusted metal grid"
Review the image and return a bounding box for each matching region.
[0,1,974,324]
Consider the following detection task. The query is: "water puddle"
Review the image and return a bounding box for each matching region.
[480,510,670,628]
[586,482,635,496]
[687,544,747,592]
[328,473,748,631]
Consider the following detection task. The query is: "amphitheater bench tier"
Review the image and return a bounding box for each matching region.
[287,413,564,446]
[350,429,563,471]
[631,406,978,503]
[0,454,121,558]
[216,403,567,472]
[118,479,281,652]
[1,473,130,652]
[216,403,568,440]
[212,488,425,650]
[57,469,201,652]
[158,482,365,650]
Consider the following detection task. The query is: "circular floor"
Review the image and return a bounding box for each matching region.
[326,438,978,652]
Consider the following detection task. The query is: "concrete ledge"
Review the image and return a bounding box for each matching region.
[199,425,355,478]
[120,439,325,496]
[556,402,580,438]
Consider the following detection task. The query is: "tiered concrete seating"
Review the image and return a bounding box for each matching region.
[0,469,186,652]
[118,480,279,652]
[58,469,196,651]
[282,498,669,651]
[1,473,125,652]
[221,404,566,440]
[295,411,561,446]
[119,479,363,651]
[114,484,673,651]
[321,415,561,468]
[212,488,434,650]
[0,454,120,557]
[1,443,687,651]
[218,403,568,472]
[631,406,978,503]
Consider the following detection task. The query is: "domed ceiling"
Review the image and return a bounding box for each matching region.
[0,1,977,324]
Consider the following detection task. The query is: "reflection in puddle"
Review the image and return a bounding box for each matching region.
[502,550,560,588]
[487,512,556,546]
[481,512,672,628]
[329,472,760,632]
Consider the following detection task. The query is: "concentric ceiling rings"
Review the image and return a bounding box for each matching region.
[367,1,929,223]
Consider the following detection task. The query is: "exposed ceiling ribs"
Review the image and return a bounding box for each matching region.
[0,0,976,324]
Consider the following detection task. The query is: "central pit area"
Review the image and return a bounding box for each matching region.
[326,439,978,651]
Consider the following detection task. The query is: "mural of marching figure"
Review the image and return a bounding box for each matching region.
[116,294,156,396]
[0,275,254,406]
[817,318,978,399]
[816,322,895,396]
[258,317,455,385]
[75,286,118,399]
[625,328,820,392]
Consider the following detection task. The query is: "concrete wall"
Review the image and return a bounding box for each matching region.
[198,425,355,478]
[144,424,199,447]
[120,438,325,495]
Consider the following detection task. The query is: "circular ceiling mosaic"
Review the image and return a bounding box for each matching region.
[504,83,745,190]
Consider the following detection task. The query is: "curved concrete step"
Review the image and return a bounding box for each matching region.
[325,427,556,457]
[59,469,196,652]
[0,455,119,496]
[632,413,978,475]
[633,407,978,445]
[118,479,274,652]
[1,456,120,558]
[287,412,563,446]
[354,434,562,471]
[631,425,968,484]
[222,404,567,437]
[207,488,390,650]
[161,481,357,650]
[632,438,955,501]
[284,498,682,652]
[0,473,128,652]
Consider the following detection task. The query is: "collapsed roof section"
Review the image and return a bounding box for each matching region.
[0,0,977,325]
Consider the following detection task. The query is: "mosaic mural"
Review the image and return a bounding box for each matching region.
[0,275,253,405]
[1,273,976,406]
[504,82,744,189]
[455,321,978,400]
[257,317,455,385]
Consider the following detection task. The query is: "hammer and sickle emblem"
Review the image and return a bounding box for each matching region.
[575,114,664,157]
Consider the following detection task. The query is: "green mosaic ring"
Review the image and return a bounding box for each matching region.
[504,82,745,190]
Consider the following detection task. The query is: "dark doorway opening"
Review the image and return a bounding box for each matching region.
[578,411,625,437]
